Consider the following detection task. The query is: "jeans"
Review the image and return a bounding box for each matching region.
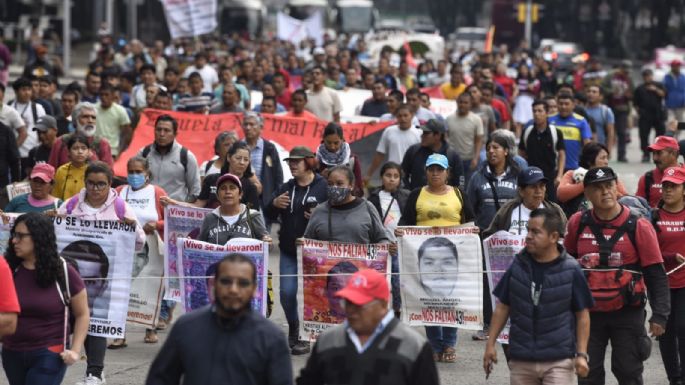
[462,159,474,190]
[660,288,685,382]
[425,326,458,353]
[84,335,107,378]
[391,253,401,312]
[279,250,299,326]
[159,299,176,321]
[2,347,67,385]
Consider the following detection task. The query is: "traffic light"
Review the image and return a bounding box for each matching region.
[517,3,541,23]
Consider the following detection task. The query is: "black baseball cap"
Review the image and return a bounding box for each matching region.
[33,115,57,132]
[583,167,618,187]
[420,119,446,133]
[518,166,548,186]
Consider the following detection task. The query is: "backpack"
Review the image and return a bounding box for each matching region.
[65,195,126,220]
[142,144,189,173]
[522,123,560,161]
[574,210,647,312]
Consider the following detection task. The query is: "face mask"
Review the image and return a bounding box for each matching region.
[80,124,97,138]
[327,186,351,205]
[127,173,146,189]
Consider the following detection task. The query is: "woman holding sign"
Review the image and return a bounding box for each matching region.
[3,163,62,213]
[652,166,685,383]
[56,161,144,385]
[2,212,90,385]
[111,156,168,347]
[396,153,472,363]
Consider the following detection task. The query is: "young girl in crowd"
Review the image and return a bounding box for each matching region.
[315,123,364,197]
[52,133,91,201]
[368,162,410,316]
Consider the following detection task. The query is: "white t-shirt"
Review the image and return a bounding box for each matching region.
[0,104,26,131]
[306,87,341,121]
[375,124,422,164]
[379,190,401,241]
[221,213,240,226]
[120,184,158,225]
[379,113,421,127]
[508,203,544,235]
[81,202,102,216]
[183,65,219,93]
[10,101,46,157]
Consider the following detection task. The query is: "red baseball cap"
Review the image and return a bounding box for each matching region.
[648,136,680,152]
[672,59,683,67]
[30,163,55,182]
[215,173,242,191]
[662,167,685,185]
[335,269,389,306]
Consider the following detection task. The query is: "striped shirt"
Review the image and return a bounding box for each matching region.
[177,92,214,112]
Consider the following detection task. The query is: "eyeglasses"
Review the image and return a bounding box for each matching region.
[218,277,253,288]
[86,180,109,190]
[11,231,32,240]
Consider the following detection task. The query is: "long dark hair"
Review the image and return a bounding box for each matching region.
[486,135,520,174]
[5,212,63,288]
[219,141,254,177]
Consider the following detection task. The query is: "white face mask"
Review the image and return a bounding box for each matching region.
[80,124,97,138]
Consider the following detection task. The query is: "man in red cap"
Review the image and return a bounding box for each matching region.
[664,59,685,134]
[297,269,439,385]
[636,135,681,207]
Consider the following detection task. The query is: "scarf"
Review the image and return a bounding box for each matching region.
[316,142,351,167]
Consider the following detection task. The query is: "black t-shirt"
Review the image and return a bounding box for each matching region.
[494,255,594,312]
[27,144,52,169]
[634,83,666,118]
[199,173,260,210]
[519,125,566,178]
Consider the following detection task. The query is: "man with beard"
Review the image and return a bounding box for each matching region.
[145,253,293,385]
[637,135,681,207]
[48,102,114,168]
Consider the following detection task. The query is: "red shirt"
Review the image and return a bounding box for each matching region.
[655,208,685,288]
[493,74,515,100]
[276,90,292,110]
[0,257,20,314]
[48,135,114,169]
[490,98,511,123]
[564,206,663,268]
[636,168,664,208]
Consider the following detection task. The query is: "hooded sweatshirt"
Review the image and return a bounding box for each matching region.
[466,164,519,230]
[264,174,328,256]
[198,204,268,245]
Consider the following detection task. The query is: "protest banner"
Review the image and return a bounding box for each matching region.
[297,239,390,341]
[0,213,21,255]
[54,216,137,339]
[126,233,165,327]
[113,109,392,176]
[277,11,323,46]
[399,225,483,329]
[176,237,268,315]
[161,0,217,39]
[482,231,526,343]
[163,205,211,301]
[6,181,31,201]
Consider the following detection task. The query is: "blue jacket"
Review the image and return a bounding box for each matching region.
[466,164,519,230]
[264,174,328,255]
[507,248,579,362]
[664,73,685,109]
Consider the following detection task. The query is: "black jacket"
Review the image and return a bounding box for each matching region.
[0,122,20,189]
[398,186,473,226]
[367,187,410,222]
[146,307,292,385]
[254,139,284,209]
[401,142,464,190]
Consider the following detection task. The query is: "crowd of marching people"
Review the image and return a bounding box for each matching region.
[2,29,685,385]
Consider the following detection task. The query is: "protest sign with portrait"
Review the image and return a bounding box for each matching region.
[399,225,483,329]
[0,213,21,255]
[297,239,390,341]
[483,231,526,343]
[177,237,269,315]
[126,233,165,327]
[54,216,137,339]
[163,205,211,301]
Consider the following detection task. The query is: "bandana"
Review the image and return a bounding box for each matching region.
[316,142,351,167]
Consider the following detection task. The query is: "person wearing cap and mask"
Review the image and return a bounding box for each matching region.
[564,166,670,385]
[47,102,114,169]
[3,163,61,213]
[484,166,566,238]
[401,119,464,190]
[265,146,328,355]
[297,269,439,385]
[664,60,685,133]
[651,166,685,384]
[637,135,682,207]
[197,173,270,245]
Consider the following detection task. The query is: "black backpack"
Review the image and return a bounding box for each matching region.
[142,144,189,173]
[644,170,654,205]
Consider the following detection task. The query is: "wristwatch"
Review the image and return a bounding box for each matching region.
[575,352,589,361]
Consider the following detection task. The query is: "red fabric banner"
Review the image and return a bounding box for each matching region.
[420,85,444,99]
[114,109,392,176]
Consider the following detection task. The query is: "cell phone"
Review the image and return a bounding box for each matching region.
[305,196,318,211]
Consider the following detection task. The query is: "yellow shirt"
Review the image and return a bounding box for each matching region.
[53,162,87,201]
[440,82,466,100]
[416,187,462,226]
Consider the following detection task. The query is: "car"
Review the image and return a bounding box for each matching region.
[538,40,589,72]
[642,46,685,82]
[452,27,488,52]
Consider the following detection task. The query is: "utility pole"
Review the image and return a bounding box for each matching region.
[62,0,70,76]
[524,0,532,47]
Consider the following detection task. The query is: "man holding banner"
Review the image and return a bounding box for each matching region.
[146,253,292,385]
[484,208,593,383]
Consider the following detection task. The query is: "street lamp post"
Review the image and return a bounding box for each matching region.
[62,0,70,76]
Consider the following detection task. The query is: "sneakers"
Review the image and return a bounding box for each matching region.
[291,340,311,355]
[471,329,488,341]
[76,374,106,385]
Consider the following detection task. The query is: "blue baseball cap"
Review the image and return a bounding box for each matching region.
[425,153,449,169]
[518,166,548,186]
